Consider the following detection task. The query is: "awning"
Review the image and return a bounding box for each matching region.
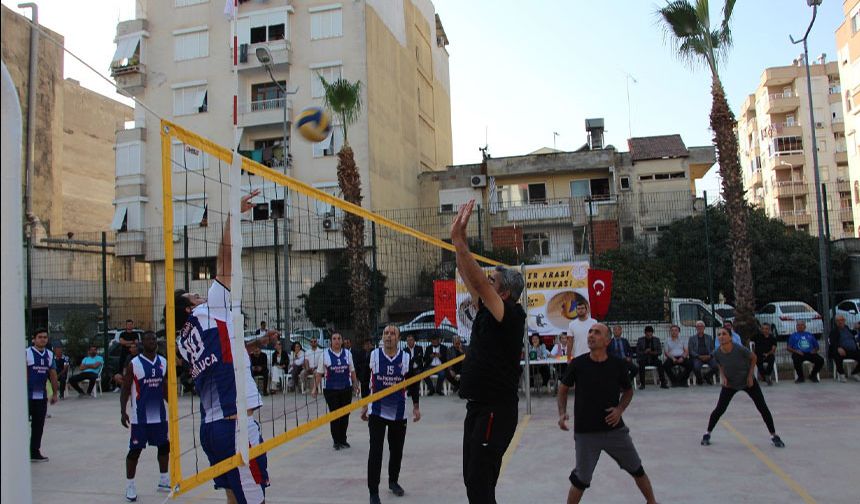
[194,88,208,109]
[111,205,128,230]
[112,36,140,64]
[186,203,207,226]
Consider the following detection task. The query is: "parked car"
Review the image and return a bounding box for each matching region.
[755,302,823,340]
[713,303,736,323]
[289,327,333,349]
[834,298,860,328]
[395,326,459,350]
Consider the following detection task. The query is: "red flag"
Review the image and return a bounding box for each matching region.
[587,269,613,320]
[434,280,457,327]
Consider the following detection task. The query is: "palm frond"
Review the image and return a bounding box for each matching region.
[719,0,736,49]
[659,1,701,39]
[319,75,363,145]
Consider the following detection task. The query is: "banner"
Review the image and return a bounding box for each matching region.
[455,261,590,342]
[587,269,614,320]
[433,280,457,328]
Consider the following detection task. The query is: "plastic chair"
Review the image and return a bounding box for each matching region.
[833,358,857,381]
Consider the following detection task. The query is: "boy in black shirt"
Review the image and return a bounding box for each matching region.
[558,323,657,504]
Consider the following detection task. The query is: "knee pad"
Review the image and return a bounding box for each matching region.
[127,448,143,461]
[629,465,646,478]
[568,470,590,490]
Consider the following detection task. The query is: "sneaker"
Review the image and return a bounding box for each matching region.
[370,493,382,504]
[766,377,773,386]
[660,383,669,389]
[340,441,350,449]
[389,482,405,497]
[30,453,49,463]
[771,435,785,448]
[700,434,711,446]
[125,482,137,502]
[637,383,645,390]
[157,477,171,493]
[794,377,804,384]
[334,443,342,451]
[810,375,820,383]
[836,375,847,383]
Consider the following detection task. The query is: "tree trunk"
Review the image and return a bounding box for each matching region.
[336,146,372,344]
[710,77,756,343]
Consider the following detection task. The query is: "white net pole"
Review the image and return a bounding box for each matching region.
[229,152,250,464]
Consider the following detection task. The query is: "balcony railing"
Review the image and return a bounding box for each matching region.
[769,91,795,100]
[239,97,290,114]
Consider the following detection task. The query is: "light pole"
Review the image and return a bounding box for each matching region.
[790,0,832,336]
[695,192,716,341]
[255,46,297,334]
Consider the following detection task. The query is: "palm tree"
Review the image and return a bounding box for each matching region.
[320,76,373,343]
[657,0,756,342]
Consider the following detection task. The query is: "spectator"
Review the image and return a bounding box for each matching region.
[27,328,59,462]
[113,319,139,390]
[69,344,104,397]
[403,334,425,378]
[257,320,268,336]
[568,301,597,358]
[53,345,70,399]
[662,325,692,387]
[787,320,824,383]
[343,336,353,355]
[717,321,743,348]
[608,325,638,383]
[288,341,307,393]
[751,324,777,385]
[249,344,269,395]
[447,336,465,393]
[305,337,325,379]
[422,334,448,396]
[353,339,373,398]
[527,333,551,389]
[269,340,287,393]
[829,315,860,382]
[312,332,360,450]
[635,327,668,389]
[688,321,717,385]
[551,332,570,359]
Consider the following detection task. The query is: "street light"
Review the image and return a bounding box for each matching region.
[790,0,832,338]
[694,192,716,341]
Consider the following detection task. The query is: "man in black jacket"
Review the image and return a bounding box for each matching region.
[635,327,668,389]
[353,339,374,398]
[608,325,638,382]
[829,315,860,381]
[422,334,448,395]
[403,334,425,377]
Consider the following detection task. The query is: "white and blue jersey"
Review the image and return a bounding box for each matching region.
[26,347,54,400]
[320,348,354,390]
[177,280,261,423]
[129,354,167,425]
[369,349,411,421]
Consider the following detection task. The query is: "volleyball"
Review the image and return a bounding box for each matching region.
[295,106,332,142]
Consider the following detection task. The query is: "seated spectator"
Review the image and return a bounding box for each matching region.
[403,335,425,376]
[636,326,668,389]
[663,324,692,387]
[550,332,570,359]
[422,334,448,395]
[53,346,70,399]
[608,325,638,382]
[716,321,743,348]
[688,321,718,385]
[249,344,269,395]
[787,320,824,383]
[69,345,104,397]
[269,340,287,393]
[447,336,465,393]
[288,341,307,392]
[305,337,325,383]
[751,324,777,385]
[526,333,551,389]
[829,315,860,382]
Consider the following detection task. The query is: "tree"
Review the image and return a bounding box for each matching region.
[62,311,99,363]
[657,0,756,340]
[320,76,373,342]
[596,242,675,321]
[303,260,387,330]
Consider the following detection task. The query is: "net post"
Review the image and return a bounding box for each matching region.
[520,263,531,415]
[229,151,250,465]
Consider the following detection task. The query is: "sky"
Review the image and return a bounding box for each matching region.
[2,0,846,201]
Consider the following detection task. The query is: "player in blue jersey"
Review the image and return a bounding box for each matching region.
[361,325,421,504]
[312,332,360,450]
[171,189,277,504]
[120,331,169,501]
[26,328,59,462]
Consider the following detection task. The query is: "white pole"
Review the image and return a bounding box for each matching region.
[1,60,34,503]
[229,152,250,464]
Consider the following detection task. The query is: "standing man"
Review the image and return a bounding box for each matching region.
[701,328,784,448]
[688,321,717,385]
[447,336,465,394]
[27,328,59,462]
[120,331,170,501]
[114,319,140,390]
[608,326,638,383]
[568,302,597,358]
[354,338,374,398]
[787,320,824,383]
[422,334,448,395]
[313,332,360,450]
[53,345,70,399]
[403,334,425,388]
[829,315,860,381]
[751,324,777,385]
[362,325,421,504]
[635,327,668,389]
[69,344,104,397]
[451,200,526,504]
[557,323,657,504]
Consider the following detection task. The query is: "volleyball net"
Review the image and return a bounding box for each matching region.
[160,119,500,496]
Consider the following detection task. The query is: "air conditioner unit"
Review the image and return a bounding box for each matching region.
[239,43,249,63]
[470,175,487,188]
[322,216,340,232]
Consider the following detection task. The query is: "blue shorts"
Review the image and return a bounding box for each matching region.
[129,422,169,450]
[200,418,269,504]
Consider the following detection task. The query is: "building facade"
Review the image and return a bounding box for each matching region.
[836,0,860,238]
[737,58,855,238]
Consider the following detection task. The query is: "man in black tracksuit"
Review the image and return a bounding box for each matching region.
[451,200,527,504]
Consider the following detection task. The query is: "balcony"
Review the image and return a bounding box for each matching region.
[506,202,573,222]
[762,67,797,87]
[837,179,850,192]
[773,151,804,168]
[835,150,848,164]
[764,91,800,115]
[112,19,148,95]
[772,180,808,198]
[829,92,843,104]
[750,170,763,188]
[779,209,812,227]
[773,122,802,137]
[840,207,855,221]
[832,120,845,133]
[116,230,145,257]
[238,98,293,128]
[236,40,291,71]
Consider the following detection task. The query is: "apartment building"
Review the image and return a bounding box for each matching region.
[108,0,453,330]
[836,0,860,238]
[417,121,716,263]
[737,58,855,238]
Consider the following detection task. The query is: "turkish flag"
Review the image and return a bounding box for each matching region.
[434,280,457,327]
[587,269,613,321]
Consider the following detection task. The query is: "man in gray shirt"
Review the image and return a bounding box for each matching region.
[701,328,784,448]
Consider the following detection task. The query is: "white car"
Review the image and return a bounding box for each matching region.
[756,302,823,340]
[834,298,860,328]
[713,303,735,323]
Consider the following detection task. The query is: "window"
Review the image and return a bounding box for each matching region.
[111,36,141,68]
[496,185,527,208]
[173,198,207,227]
[621,226,635,242]
[115,143,142,177]
[270,199,285,219]
[111,205,128,231]
[176,0,207,6]
[570,178,611,198]
[590,178,611,199]
[773,136,802,154]
[311,65,342,98]
[310,6,343,40]
[252,203,269,221]
[440,203,454,213]
[527,183,546,204]
[191,258,216,280]
[523,233,550,257]
[171,141,209,172]
[313,124,344,157]
[572,226,588,255]
[249,11,287,44]
[173,84,207,116]
[619,176,631,191]
[852,11,860,33]
[174,28,209,61]
[251,81,286,108]
[312,184,343,217]
[570,180,590,198]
